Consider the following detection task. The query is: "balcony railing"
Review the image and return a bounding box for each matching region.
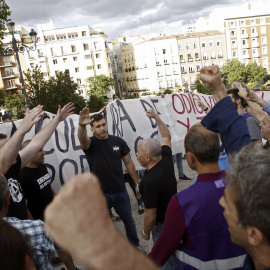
[218,55,223,58]
[180,60,185,63]
[252,42,259,48]
[241,33,249,39]
[251,32,259,38]
[2,72,15,79]
[242,44,249,49]
[253,53,260,58]
[188,58,193,62]
[211,56,216,59]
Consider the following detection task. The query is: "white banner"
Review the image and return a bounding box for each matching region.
[1,92,269,191]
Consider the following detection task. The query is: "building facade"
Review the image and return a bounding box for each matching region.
[24,21,113,98]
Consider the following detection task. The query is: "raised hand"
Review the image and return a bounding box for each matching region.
[146,108,158,119]
[196,99,207,110]
[19,105,44,134]
[199,65,227,102]
[79,107,93,126]
[55,102,75,122]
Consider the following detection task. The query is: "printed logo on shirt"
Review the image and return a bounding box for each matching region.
[37,173,51,189]
[8,178,23,203]
[113,145,120,152]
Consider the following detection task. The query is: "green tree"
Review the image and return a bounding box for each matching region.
[221,60,247,86]
[0,0,11,53]
[5,93,25,119]
[87,95,105,113]
[25,68,85,114]
[194,76,211,95]
[0,88,5,106]
[86,75,114,97]
[245,62,267,86]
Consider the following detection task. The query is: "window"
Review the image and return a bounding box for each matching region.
[261,26,266,34]
[50,48,56,56]
[73,56,77,61]
[68,34,78,38]
[243,50,247,56]
[77,79,81,84]
[202,42,206,48]
[262,47,267,54]
[253,58,259,64]
[82,31,87,36]
[194,43,198,49]
[261,18,265,24]
[96,53,100,58]
[61,46,68,54]
[83,43,89,50]
[263,57,268,65]
[178,44,183,51]
[262,37,267,44]
[63,58,67,63]
[86,66,93,70]
[106,52,109,58]
[84,55,91,59]
[108,63,111,68]
[251,19,255,25]
[189,65,193,72]
[242,39,247,45]
[232,40,236,48]
[230,21,235,27]
[232,51,237,58]
[55,71,59,76]
[209,41,213,47]
[240,20,245,26]
[75,67,79,72]
[196,64,201,71]
[203,52,207,60]
[204,62,208,67]
[71,45,76,52]
[231,30,235,37]
[217,40,221,46]
[97,64,102,69]
[251,28,256,34]
[186,43,190,50]
[53,59,57,64]
[163,49,166,54]
[57,36,66,40]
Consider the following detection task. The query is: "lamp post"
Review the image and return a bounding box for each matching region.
[2,21,37,108]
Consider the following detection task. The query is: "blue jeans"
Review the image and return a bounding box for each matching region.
[104,190,139,246]
[124,173,143,206]
[172,153,184,177]
[152,224,178,270]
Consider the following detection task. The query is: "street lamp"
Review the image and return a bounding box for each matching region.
[2,20,37,108]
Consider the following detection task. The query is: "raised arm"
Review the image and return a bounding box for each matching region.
[0,105,43,174]
[19,103,74,169]
[45,173,160,270]
[199,66,251,154]
[146,109,171,147]
[77,107,93,150]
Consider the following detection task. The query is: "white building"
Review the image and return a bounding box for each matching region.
[24,20,113,98]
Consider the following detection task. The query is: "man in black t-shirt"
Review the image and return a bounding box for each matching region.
[19,140,54,221]
[137,108,177,268]
[0,103,74,220]
[78,108,143,250]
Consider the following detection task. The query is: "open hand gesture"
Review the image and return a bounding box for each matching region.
[56,102,75,122]
[79,107,93,126]
[19,105,44,134]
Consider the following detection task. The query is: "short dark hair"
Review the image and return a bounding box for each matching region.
[90,114,105,127]
[0,219,36,269]
[226,144,270,243]
[0,174,8,211]
[0,134,7,140]
[227,88,247,108]
[184,124,220,164]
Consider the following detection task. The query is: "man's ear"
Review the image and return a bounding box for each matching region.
[186,151,196,164]
[5,192,10,207]
[90,127,94,133]
[236,99,241,105]
[246,226,264,246]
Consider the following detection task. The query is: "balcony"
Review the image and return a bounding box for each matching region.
[180,60,185,63]
[174,72,179,75]
[189,70,195,73]
[188,58,193,62]
[218,55,223,58]
[125,68,128,72]
[5,84,18,90]
[252,42,259,48]
[241,33,249,39]
[132,67,135,70]
[253,53,260,58]
[195,58,201,61]
[243,54,251,59]
[0,61,13,68]
[182,71,187,74]
[2,72,15,79]
[129,67,131,71]
[156,63,161,66]
[251,32,259,38]
[242,44,250,49]
[126,78,129,82]
[203,57,208,60]
[211,56,216,59]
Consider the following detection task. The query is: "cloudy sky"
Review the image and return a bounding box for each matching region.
[7,0,251,41]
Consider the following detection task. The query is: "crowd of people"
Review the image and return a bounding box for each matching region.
[0,66,270,270]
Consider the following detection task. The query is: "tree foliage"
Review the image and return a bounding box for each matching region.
[194,76,211,95]
[0,88,5,106]
[221,60,267,87]
[5,93,25,119]
[25,67,85,114]
[0,0,11,53]
[87,95,105,113]
[86,75,114,97]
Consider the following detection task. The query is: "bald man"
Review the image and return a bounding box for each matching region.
[137,109,177,270]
